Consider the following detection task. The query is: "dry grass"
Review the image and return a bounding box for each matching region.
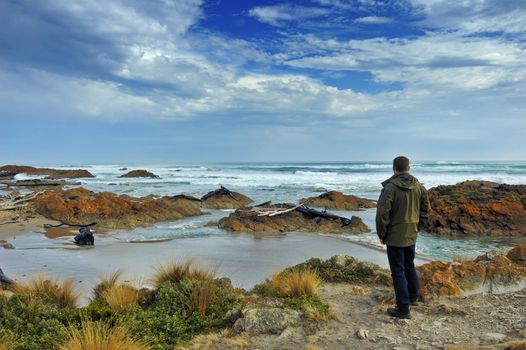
[93,270,124,298]
[0,335,15,350]
[58,321,151,350]
[271,269,321,297]
[191,282,212,316]
[14,274,78,308]
[175,330,250,350]
[102,284,139,311]
[153,259,216,287]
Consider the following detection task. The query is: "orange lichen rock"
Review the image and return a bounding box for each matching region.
[201,186,253,209]
[0,165,94,179]
[418,244,526,300]
[428,181,526,236]
[507,244,526,267]
[32,188,202,229]
[300,191,376,210]
[218,204,370,234]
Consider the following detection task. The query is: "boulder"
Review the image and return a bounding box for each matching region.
[0,268,13,287]
[428,181,526,236]
[119,170,160,178]
[417,244,526,299]
[232,306,301,335]
[74,227,94,246]
[1,179,80,188]
[201,186,253,209]
[0,165,94,179]
[32,188,202,229]
[218,203,370,234]
[300,191,376,210]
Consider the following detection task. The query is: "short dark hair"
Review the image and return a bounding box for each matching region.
[393,156,410,172]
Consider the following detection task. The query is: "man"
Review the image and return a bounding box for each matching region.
[376,156,430,319]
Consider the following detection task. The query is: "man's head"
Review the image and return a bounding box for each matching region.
[393,156,410,174]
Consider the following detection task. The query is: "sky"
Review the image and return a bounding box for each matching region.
[1,0,525,163]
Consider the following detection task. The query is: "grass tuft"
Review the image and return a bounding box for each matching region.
[102,284,139,311]
[93,270,124,298]
[58,321,151,350]
[191,281,212,316]
[14,274,78,308]
[0,334,15,350]
[175,330,250,350]
[271,269,321,297]
[153,259,216,287]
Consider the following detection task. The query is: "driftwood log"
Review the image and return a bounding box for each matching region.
[43,222,97,229]
[0,191,44,211]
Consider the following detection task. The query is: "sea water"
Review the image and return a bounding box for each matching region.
[35,161,526,260]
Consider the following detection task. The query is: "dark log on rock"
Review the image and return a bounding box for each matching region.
[43,221,97,229]
[0,268,14,286]
[170,194,201,202]
[74,227,94,246]
[202,186,236,201]
[296,205,355,226]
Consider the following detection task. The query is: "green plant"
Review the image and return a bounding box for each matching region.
[284,294,332,320]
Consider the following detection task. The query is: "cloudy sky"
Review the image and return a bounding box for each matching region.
[1,0,525,163]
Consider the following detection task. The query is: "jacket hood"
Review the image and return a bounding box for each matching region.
[382,173,419,190]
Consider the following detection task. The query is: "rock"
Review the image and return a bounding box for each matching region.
[218,204,370,234]
[314,187,328,192]
[1,179,80,188]
[1,242,15,249]
[201,186,253,209]
[119,170,159,178]
[428,181,526,236]
[0,170,17,179]
[0,165,94,179]
[32,188,202,229]
[74,227,94,246]
[300,191,376,210]
[418,245,526,299]
[0,268,14,286]
[507,244,526,267]
[232,307,301,335]
[356,329,369,339]
[119,168,128,171]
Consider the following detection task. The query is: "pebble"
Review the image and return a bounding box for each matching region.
[482,332,506,341]
[356,329,369,340]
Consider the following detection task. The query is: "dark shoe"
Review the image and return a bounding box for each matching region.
[387,307,411,319]
[410,295,423,306]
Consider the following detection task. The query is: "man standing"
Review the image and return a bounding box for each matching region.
[376,156,430,319]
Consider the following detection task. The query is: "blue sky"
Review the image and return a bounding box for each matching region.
[1,0,525,163]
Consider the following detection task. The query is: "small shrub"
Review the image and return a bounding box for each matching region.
[93,270,124,298]
[14,274,78,308]
[284,294,332,320]
[102,285,139,311]
[58,321,150,350]
[271,269,321,297]
[153,259,216,287]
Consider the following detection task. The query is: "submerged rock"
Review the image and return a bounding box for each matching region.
[32,188,202,229]
[74,227,94,246]
[119,169,160,178]
[417,244,526,299]
[428,181,526,236]
[0,165,94,179]
[300,191,376,210]
[218,203,370,234]
[201,186,253,209]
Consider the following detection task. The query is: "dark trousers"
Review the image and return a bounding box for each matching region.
[386,245,419,311]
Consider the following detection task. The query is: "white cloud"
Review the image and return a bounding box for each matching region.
[248,4,330,26]
[355,16,392,24]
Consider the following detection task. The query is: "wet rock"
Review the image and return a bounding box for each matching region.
[507,244,526,267]
[1,179,80,189]
[1,242,15,249]
[301,191,376,210]
[232,307,301,335]
[119,170,160,178]
[74,227,94,246]
[0,268,13,287]
[201,186,253,209]
[0,165,94,179]
[218,204,370,234]
[32,188,202,229]
[428,181,526,236]
[418,244,526,299]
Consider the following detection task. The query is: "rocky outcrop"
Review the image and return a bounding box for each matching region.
[119,170,160,178]
[201,186,253,209]
[0,165,94,179]
[417,244,526,300]
[428,181,526,236]
[300,191,376,210]
[32,188,202,229]
[1,179,80,189]
[218,203,370,234]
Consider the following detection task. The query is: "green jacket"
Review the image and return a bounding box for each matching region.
[375,173,430,247]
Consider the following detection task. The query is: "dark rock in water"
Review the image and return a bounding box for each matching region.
[0,268,14,286]
[74,227,95,246]
[201,186,253,209]
[119,169,160,178]
[428,180,526,236]
[119,168,128,171]
[0,170,17,179]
